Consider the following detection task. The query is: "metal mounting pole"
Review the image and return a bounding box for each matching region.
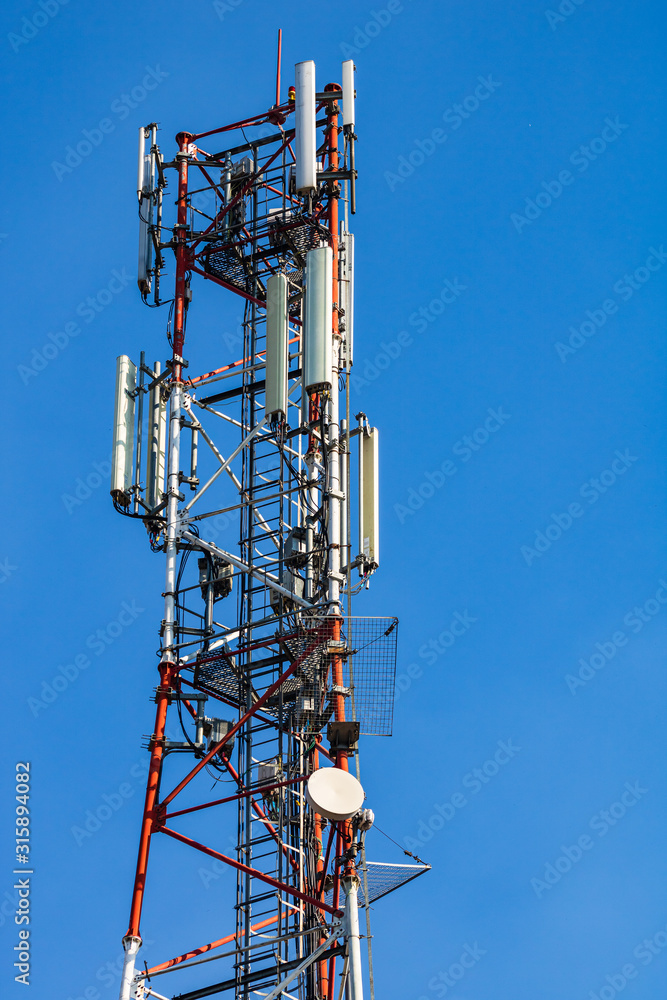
[343,878,364,1000]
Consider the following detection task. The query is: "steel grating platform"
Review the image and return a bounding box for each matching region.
[191,617,398,735]
[202,214,331,296]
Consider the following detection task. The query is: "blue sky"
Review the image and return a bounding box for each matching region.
[2,0,666,998]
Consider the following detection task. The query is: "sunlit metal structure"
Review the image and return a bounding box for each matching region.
[111,44,428,1000]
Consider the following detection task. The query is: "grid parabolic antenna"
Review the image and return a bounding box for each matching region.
[326,861,431,907]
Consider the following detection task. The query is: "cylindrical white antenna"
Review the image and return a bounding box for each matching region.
[137,188,152,295]
[340,229,354,367]
[146,363,167,508]
[111,355,137,504]
[137,126,146,200]
[304,246,333,391]
[265,273,289,419]
[342,60,355,129]
[295,60,317,193]
[359,427,379,571]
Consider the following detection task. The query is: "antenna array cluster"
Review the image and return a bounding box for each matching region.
[110,54,428,1000]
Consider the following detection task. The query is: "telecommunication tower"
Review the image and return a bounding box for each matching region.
[111,42,429,1000]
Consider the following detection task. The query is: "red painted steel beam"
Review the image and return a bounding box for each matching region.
[218,752,300,875]
[159,630,328,808]
[124,661,178,940]
[189,264,265,309]
[164,774,308,820]
[190,104,293,142]
[192,161,227,206]
[186,334,300,387]
[190,134,291,251]
[146,912,285,975]
[159,826,342,916]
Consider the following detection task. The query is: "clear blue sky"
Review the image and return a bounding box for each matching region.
[2,1,666,998]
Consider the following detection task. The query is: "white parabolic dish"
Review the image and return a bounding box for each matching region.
[306,767,365,821]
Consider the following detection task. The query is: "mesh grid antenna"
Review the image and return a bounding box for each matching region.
[326,861,432,907]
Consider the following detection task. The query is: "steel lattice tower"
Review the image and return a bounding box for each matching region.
[110,49,427,1000]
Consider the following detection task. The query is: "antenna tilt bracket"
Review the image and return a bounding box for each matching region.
[325,639,348,655]
[167,355,189,369]
[327,720,360,754]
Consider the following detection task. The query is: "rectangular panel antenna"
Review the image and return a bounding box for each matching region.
[265,273,289,419]
[340,229,354,368]
[295,60,317,193]
[146,362,167,508]
[111,355,136,505]
[359,427,379,571]
[342,60,355,128]
[304,246,333,391]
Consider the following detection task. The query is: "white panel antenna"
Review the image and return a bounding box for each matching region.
[138,126,155,295]
[359,427,379,571]
[295,60,317,193]
[111,355,136,505]
[146,362,167,509]
[265,273,289,419]
[304,246,333,391]
[340,229,354,367]
[137,125,147,200]
[342,60,355,129]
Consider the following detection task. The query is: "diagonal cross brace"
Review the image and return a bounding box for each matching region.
[260,922,344,1000]
[160,629,328,808]
[160,825,342,917]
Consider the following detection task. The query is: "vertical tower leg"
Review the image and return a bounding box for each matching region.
[119,661,176,998]
[119,129,192,1000]
[344,878,364,1000]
